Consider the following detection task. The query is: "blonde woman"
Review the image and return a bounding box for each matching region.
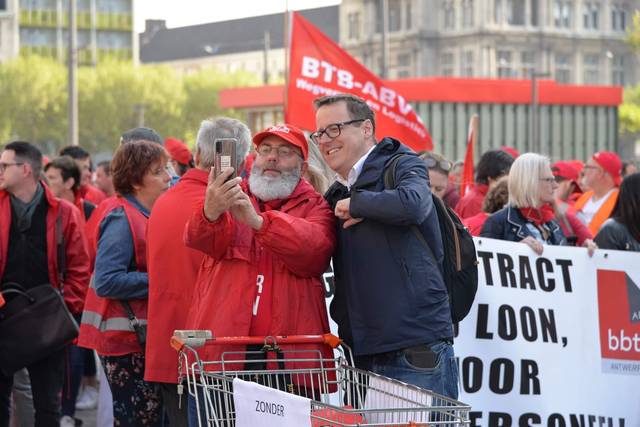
[304,139,334,194]
[480,153,597,256]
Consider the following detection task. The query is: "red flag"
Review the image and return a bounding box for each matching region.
[460,115,478,199]
[285,12,433,152]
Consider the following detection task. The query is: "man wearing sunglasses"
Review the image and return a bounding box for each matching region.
[315,94,457,400]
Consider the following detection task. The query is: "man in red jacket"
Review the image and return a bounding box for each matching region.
[183,124,337,425]
[59,146,107,206]
[145,117,252,425]
[0,141,90,427]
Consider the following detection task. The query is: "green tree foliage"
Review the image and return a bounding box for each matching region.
[619,11,640,135]
[0,57,261,154]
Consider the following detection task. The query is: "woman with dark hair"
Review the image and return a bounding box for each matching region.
[594,172,640,252]
[78,140,171,426]
[463,178,509,236]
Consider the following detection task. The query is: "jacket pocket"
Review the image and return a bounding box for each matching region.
[402,259,419,316]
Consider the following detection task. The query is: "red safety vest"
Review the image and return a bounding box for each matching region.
[78,197,148,356]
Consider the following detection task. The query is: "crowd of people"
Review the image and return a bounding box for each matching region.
[0,92,639,427]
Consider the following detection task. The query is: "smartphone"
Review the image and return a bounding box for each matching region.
[214,138,237,182]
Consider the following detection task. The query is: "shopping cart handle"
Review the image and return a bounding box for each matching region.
[170,331,343,350]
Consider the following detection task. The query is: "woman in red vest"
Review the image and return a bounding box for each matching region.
[78,140,172,427]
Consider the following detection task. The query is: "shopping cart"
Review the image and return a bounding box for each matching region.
[171,330,471,427]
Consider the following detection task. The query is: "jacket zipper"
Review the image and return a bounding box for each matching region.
[402,259,411,276]
[439,197,461,271]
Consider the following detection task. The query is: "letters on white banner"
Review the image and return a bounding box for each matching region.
[321,237,639,427]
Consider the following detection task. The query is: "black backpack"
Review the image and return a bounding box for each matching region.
[383,153,478,323]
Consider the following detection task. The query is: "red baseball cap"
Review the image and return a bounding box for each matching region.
[252,125,309,161]
[569,159,584,174]
[592,151,622,186]
[165,138,193,166]
[500,147,520,158]
[551,161,579,183]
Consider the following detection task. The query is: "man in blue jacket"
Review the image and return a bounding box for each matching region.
[313,94,457,400]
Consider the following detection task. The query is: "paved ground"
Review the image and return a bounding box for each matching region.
[75,408,97,427]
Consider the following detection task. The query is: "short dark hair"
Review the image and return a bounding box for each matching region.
[111,140,170,196]
[313,94,376,141]
[59,145,90,160]
[44,156,81,192]
[120,127,164,146]
[97,160,111,175]
[4,141,42,180]
[475,149,515,185]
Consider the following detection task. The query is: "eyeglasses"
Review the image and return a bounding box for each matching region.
[0,162,24,172]
[582,164,602,171]
[423,158,452,172]
[539,177,557,184]
[256,145,302,159]
[309,119,365,144]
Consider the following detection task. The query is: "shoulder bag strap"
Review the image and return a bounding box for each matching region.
[383,153,441,275]
[56,205,67,292]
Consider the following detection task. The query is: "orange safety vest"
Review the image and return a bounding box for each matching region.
[78,197,148,356]
[573,189,619,236]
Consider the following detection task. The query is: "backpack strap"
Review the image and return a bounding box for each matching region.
[56,204,67,292]
[383,153,442,277]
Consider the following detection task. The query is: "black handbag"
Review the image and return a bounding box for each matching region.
[120,300,147,352]
[0,210,80,376]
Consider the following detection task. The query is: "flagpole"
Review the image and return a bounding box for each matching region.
[283,0,290,117]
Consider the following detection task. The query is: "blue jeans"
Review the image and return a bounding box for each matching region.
[61,343,85,417]
[354,339,459,401]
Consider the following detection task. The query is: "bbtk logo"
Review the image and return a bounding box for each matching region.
[597,270,640,375]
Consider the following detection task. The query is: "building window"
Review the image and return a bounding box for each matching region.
[441,53,454,76]
[583,3,590,28]
[611,4,627,31]
[495,0,503,23]
[375,0,383,33]
[531,0,539,25]
[348,12,360,39]
[462,51,474,77]
[463,0,474,27]
[507,0,525,25]
[584,54,600,84]
[612,55,625,86]
[497,51,513,78]
[0,0,6,10]
[397,53,411,78]
[555,53,572,84]
[521,51,535,78]
[554,1,571,27]
[592,3,600,29]
[444,2,455,29]
[389,0,402,31]
[406,0,413,29]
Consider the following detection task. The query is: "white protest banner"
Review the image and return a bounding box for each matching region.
[322,237,640,426]
[233,378,311,427]
[455,237,640,427]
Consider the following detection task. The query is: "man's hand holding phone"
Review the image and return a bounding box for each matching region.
[203,167,242,222]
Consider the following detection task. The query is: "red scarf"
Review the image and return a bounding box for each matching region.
[519,205,555,227]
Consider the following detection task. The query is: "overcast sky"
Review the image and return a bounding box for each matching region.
[134,0,341,32]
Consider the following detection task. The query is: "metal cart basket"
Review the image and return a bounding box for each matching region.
[171,331,471,427]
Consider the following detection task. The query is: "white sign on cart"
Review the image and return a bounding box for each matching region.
[233,378,311,427]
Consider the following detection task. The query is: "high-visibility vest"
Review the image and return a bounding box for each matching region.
[574,189,619,236]
[78,197,148,356]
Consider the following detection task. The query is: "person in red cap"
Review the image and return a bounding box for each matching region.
[574,151,622,235]
[550,161,593,246]
[164,137,194,176]
[499,146,520,158]
[183,124,337,425]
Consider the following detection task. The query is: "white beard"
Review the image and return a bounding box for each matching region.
[248,161,302,201]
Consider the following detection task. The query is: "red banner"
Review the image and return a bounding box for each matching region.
[285,11,433,152]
